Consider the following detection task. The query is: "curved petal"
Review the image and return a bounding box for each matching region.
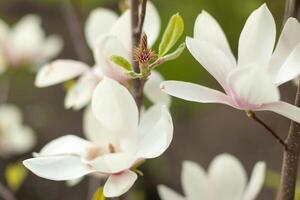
[23,155,93,181]
[158,185,185,200]
[85,8,118,49]
[208,154,247,200]
[238,4,276,67]
[144,71,171,107]
[269,18,300,81]
[227,66,279,108]
[161,81,234,107]
[41,35,63,62]
[91,78,138,134]
[181,161,216,200]
[193,11,235,65]
[0,104,23,124]
[35,59,90,87]
[8,125,36,154]
[186,37,235,90]
[243,162,266,200]
[255,101,300,123]
[103,170,137,198]
[136,105,173,159]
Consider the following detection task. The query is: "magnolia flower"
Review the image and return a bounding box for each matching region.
[0,104,36,157]
[158,154,266,200]
[23,78,173,197]
[35,2,168,110]
[0,15,62,70]
[161,4,300,123]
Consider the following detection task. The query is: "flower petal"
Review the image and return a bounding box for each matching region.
[0,18,9,43]
[193,11,235,65]
[238,4,276,67]
[103,170,137,198]
[41,35,63,62]
[91,77,138,134]
[23,155,93,181]
[227,66,279,108]
[157,185,185,200]
[84,8,118,49]
[0,104,23,124]
[161,81,234,107]
[35,59,90,87]
[181,161,217,200]
[208,154,247,200]
[144,71,171,107]
[8,125,36,154]
[136,105,173,159]
[242,162,266,200]
[255,101,300,123]
[186,37,235,90]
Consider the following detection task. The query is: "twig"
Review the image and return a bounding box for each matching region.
[0,181,16,200]
[138,0,148,36]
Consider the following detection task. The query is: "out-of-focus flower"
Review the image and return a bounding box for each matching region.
[0,15,63,70]
[158,154,266,200]
[35,1,168,110]
[24,78,173,198]
[161,4,300,123]
[0,104,36,157]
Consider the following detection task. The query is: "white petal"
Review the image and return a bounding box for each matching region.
[161,81,234,107]
[243,162,266,200]
[103,170,137,198]
[41,35,63,62]
[38,135,92,156]
[65,72,100,110]
[158,185,185,200]
[227,66,279,108]
[181,161,216,200]
[66,177,84,187]
[193,11,236,65]
[186,37,235,90]
[8,125,36,154]
[84,8,118,49]
[35,59,90,87]
[0,104,23,124]
[255,101,300,123]
[208,154,247,200]
[23,155,93,181]
[136,105,173,159]
[91,78,138,134]
[144,71,171,106]
[0,18,9,43]
[238,4,276,67]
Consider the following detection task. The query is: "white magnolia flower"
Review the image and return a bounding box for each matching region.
[35,1,169,110]
[24,78,173,197]
[0,104,36,157]
[158,154,266,200]
[0,15,63,70]
[161,4,300,123]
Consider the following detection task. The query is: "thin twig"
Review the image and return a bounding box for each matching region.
[138,0,148,36]
[0,181,16,200]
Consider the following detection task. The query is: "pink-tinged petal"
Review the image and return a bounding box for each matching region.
[23,155,93,181]
[193,11,236,66]
[161,81,234,107]
[255,101,300,123]
[269,18,300,81]
[35,60,90,87]
[274,44,300,85]
[84,8,118,49]
[158,185,186,200]
[243,162,266,200]
[38,135,92,157]
[227,66,279,108]
[103,170,137,198]
[238,4,276,67]
[186,37,235,91]
[137,105,173,159]
[181,161,217,200]
[208,154,247,200]
[91,78,138,135]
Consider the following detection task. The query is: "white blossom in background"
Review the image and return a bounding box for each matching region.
[0,104,36,157]
[161,4,300,123]
[35,1,170,110]
[158,154,266,200]
[24,78,173,197]
[0,15,63,70]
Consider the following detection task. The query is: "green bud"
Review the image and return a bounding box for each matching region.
[110,55,132,71]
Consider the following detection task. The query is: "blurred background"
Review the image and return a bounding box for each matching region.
[0,0,295,199]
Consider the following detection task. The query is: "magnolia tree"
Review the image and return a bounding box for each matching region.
[1,0,300,200]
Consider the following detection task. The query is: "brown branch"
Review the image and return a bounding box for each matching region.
[138,0,148,35]
[0,182,16,200]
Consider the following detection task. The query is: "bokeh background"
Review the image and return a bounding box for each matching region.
[0,0,295,199]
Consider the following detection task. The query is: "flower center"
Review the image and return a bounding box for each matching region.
[84,143,118,161]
